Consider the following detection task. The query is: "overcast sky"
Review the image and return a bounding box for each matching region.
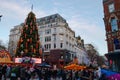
[0,0,107,55]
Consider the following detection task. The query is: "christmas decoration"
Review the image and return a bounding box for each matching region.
[15,11,41,57]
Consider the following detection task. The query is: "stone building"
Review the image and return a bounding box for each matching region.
[8,13,89,66]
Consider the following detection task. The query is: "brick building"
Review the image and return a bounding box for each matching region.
[103,0,120,71]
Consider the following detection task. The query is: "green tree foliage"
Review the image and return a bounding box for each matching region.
[86,44,105,67]
[15,12,40,57]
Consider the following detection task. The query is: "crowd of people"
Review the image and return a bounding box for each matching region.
[0,64,108,80]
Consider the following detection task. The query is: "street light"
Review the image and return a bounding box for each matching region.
[42,46,45,62]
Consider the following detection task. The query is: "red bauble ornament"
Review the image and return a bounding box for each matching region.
[36,43,38,48]
[30,38,32,43]
[27,39,29,42]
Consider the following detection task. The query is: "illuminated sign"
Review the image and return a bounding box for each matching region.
[15,57,41,64]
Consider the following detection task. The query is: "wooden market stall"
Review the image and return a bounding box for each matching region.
[0,50,13,64]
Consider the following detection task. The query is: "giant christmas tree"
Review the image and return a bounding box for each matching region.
[15,11,41,57]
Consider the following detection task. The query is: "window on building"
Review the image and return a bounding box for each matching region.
[60,28,63,31]
[54,43,56,48]
[53,35,56,41]
[66,41,68,45]
[108,3,115,13]
[55,18,57,22]
[49,44,51,49]
[54,28,56,32]
[69,43,71,46]
[44,44,51,50]
[45,29,51,34]
[45,36,51,42]
[60,35,63,41]
[66,34,68,38]
[110,18,118,32]
[52,15,55,18]
[44,45,46,50]
[60,43,63,48]
[39,31,42,35]
[40,36,42,42]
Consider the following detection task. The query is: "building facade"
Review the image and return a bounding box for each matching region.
[8,13,89,66]
[75,36,89,65]
[8,24,23,56]
[103,0,120,71]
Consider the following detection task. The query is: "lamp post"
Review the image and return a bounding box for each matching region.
[42,46,45,62]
